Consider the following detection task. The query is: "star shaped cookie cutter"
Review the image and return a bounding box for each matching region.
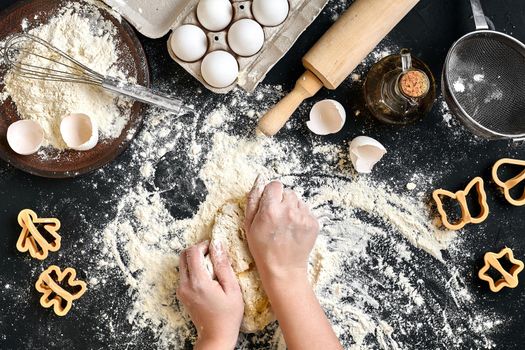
[35,265,87,316]
[492,158,525,206]
[432,176,489,230]
[17,209,61,260]
[478,247,524,292]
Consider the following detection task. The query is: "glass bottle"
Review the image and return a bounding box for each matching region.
[363,48,436,125]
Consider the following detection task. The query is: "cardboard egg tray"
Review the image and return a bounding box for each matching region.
[103,0,329,93]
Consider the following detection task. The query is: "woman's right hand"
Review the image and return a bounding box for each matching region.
[244,178,319,284]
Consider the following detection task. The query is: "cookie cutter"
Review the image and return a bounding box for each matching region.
[17,209,61,260]
[432,176,489,230]
[478,247,524,292]
[492,158,525,206]
[35,265,87,316]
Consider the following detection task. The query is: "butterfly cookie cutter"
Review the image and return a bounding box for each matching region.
[17,209,61,260]
[492,158,525,206]
[478,247,524,292]
[35,265,87,316]
[432,177,489,230]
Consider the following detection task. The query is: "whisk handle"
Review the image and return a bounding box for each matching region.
[102,79,182,114]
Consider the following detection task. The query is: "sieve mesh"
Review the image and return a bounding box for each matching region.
[444,32,525,137]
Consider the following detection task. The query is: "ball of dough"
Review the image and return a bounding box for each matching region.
[201,51,239,88]
[197,0,233,31]
[228,19,265,57]
[170,25,208,62]
[252,0,289,27]
[210,201,274,333]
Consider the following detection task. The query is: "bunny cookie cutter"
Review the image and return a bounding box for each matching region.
[17,209,61,260]
[35,265,87,316]
[432,177,489,230]
[478,247,524,292]
[492,158,525,206]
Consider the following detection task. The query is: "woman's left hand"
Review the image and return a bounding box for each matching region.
[177,240,244,350]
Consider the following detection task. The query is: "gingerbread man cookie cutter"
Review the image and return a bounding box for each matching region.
[35,265,87,316]
[17,209,61,260]
[432,177,489,230]
[492,158,525,206]
[478,247,524,292]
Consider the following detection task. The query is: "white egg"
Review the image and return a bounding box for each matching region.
[349,136,387,174]
[60,113,98,151]
[197,0,233,31]
[252,0,289,27]
[201,51,239,88]
[170,25,208,62]
[307,99,346,135]
[228,19,265,57]
[7,120,44,155]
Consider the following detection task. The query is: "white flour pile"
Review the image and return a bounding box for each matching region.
[81,78,502,348]
[1,1,133,150]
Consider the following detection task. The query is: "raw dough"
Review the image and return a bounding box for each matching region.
[210,200,274,333]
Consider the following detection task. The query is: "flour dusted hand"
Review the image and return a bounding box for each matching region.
[177,241,244,350]
[244,179,342,350]
[244,178,320,282]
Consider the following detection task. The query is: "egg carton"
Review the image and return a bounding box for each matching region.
[103,0,329,93]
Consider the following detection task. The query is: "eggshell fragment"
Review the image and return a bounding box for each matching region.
[60,113,98,151]
[6,120,44,155]
[349,136,387,174]
[307,99,346,135]
[197,0,233,31]
[252,0,290,27]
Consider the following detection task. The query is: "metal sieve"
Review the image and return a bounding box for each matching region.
[442,0,525,140]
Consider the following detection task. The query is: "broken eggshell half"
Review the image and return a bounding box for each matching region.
[349,136,387,174]
[307,99,346,135]
[7,120,44,155]
[60,113,98,151]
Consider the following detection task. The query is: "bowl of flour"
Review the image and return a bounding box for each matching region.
[0,0,149,177]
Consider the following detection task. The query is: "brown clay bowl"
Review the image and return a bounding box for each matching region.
[0,0,149,178]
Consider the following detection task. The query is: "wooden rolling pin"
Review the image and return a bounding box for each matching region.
[257,0,420,136]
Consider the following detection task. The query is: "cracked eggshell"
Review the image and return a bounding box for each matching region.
[7,120,44,155]
[349,136,387,174]
[307,99,346,135]
[60,113,98,151]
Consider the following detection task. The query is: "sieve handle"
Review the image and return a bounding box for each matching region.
[470,0,489,30]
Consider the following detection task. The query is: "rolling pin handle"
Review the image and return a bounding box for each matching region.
[256,70,323,137]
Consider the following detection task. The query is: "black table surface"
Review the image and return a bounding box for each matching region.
[1,0,525,349]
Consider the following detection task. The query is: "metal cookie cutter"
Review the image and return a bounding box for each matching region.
[35,265,87,316]
[492,158,525,206]
[17,209,61,260]
[432,177,489,230]
[479,247,524,292]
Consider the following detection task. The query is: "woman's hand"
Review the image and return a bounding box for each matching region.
[244,178,342,350]
[176,241,244,350]
[244,178,320,285]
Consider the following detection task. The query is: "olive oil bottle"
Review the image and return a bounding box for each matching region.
[364,49,436,125]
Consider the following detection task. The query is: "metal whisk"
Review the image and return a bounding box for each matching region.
[2,33,182,113]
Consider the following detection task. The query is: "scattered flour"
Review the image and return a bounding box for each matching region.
[474,74,485,82]
[453,78,466,93]
[484,89,503,104]
[85,97,501,349]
